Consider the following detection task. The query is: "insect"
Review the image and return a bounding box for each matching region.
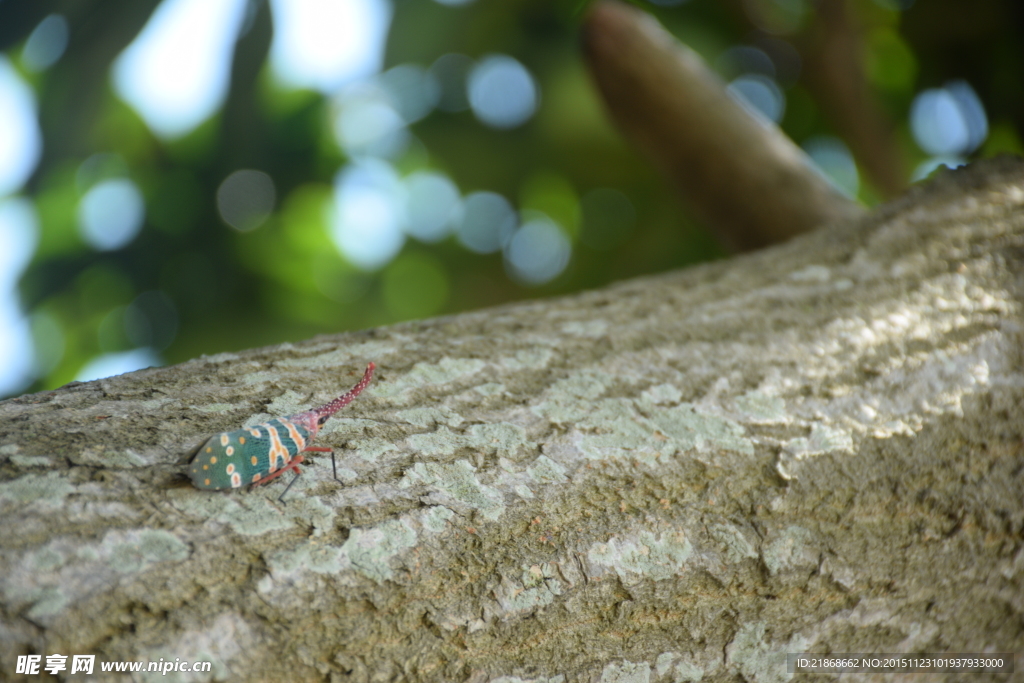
[189,362,375,499]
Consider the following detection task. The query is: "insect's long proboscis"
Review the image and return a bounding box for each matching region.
[314,362,376,421]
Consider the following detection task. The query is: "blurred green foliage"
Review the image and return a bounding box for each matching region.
[2,0,1023,398]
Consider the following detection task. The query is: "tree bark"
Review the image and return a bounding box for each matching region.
[2,159,1023,682]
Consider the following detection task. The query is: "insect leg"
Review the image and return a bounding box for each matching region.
[278,472,301,503]
[250,454,305,490]
[302,446,338,482]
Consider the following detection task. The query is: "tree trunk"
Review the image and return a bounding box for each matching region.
[2,159,1023,682]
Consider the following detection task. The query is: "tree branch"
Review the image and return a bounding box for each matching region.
[796,0,909,199]
[2,159,1023,681]
[582,0,865,251]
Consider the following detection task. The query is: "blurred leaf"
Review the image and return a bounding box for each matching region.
[5,0,1023,398]
[33,162,83,259]
[382,250,450,321]
[865,27,917,93]
[520,170,580,239]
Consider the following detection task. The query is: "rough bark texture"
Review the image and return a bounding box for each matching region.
[2,159,1024,682]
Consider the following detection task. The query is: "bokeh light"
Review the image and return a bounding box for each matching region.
[0,57,42,196]
[803,136,859,198]
[5,0,1016,401]
[0,304,34,396]
[112,0,250,139]
[0,200,39,290]
[76,348,163,382]
[329,160,406,269]
[333,85,410,159]
[217,170,277,232]
[21,14,69,72]
[430,53,473,113]
[77,178,146,251]
[911,157,966,182]
[910,81,988,157]
[403,171,462,243]
[728,74,786,123]
[0,198,39,396]
[456,191,517,254]
[909,80,987,181]
[468,55,539,129]
[504,215,571,285]
[378,64,441,124]
[268,0,392,93]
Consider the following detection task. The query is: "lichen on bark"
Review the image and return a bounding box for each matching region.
[1,160,1023,681]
